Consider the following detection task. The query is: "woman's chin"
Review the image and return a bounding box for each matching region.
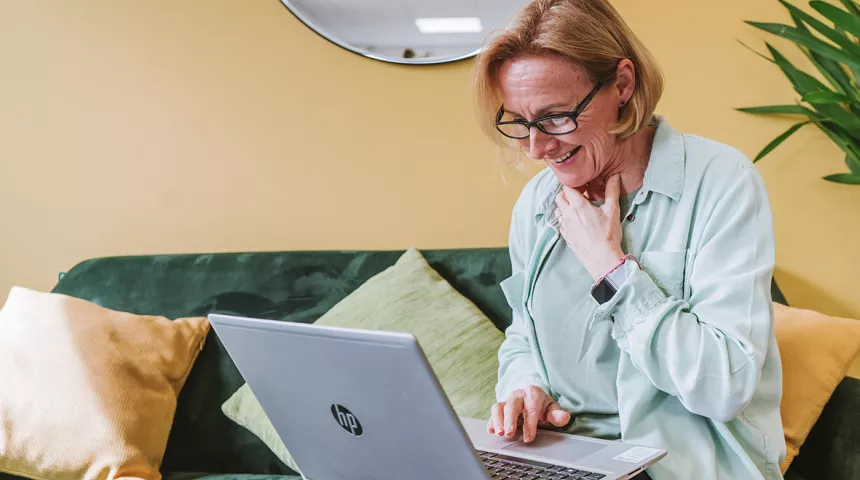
[551,170,588,189]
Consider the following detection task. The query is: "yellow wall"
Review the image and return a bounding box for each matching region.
[1,1,858,376]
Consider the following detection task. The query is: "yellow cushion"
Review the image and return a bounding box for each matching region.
[775,302,860,473]
[0,286,210,480]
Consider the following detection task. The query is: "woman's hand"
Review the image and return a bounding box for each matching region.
[555,174,625,281]
[487,385,571,443]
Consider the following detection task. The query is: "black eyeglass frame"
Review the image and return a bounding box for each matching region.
[495,80,606,139]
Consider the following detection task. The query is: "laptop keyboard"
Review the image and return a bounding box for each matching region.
[479,450,606,479]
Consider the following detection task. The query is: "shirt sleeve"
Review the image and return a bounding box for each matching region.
[592,164,776,422]
[495,201,551,402]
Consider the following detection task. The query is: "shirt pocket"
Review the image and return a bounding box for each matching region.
[639,250,687,299]
[500,271,526,317]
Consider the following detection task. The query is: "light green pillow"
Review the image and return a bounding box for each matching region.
[221,248,505,478]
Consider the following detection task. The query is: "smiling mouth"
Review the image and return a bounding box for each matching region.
[552,146,581,164]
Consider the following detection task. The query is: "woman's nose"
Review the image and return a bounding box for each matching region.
[526,128,558,160]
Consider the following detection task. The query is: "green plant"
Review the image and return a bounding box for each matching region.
[739,0,860,185]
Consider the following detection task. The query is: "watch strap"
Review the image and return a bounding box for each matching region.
[591,254,640,305]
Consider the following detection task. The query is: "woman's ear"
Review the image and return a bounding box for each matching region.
[614,59,636,105]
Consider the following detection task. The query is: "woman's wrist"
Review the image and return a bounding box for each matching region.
[590,248,627,282]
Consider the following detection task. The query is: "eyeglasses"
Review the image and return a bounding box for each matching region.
[495,81,605,139]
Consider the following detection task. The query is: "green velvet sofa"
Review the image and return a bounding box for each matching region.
[2,248,858,480]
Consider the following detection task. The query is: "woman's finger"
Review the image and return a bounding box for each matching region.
[562,185,589,208]
[602,174,622,213]
[522,388,543,443]
[553,208,564,228]
[545,401,572,427]
[504,393,525,437]
[555,190,569,209]
[491,402,505,436]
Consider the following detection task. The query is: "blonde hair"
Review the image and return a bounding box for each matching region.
[474,0,663,147]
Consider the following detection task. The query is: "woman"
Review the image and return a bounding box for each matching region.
[473,1,785,479]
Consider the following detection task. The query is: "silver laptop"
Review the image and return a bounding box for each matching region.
[208,314,666,480]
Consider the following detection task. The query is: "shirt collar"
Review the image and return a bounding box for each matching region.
[642,115,685,201]
[534,115,685,221]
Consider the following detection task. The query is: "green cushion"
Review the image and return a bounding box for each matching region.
[221,248,505,477]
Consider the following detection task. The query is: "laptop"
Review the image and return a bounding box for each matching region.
[208,314,666,480]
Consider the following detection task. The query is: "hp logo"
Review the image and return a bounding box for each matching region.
[331,404,363,436]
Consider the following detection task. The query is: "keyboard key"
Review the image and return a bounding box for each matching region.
[478,450,591,480]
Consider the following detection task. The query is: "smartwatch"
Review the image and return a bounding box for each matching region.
[591,258,635,305]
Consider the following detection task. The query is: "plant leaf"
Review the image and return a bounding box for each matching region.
[809,101,860,135]
[753,121,812,162]
[736,104,819,116]
[846,154,860,174]
[823,173,860,184]
[835,0,860,18]
[766,43,830,94]
[763,44,860,132]
[787,4,860,92]
[746,21,860,69]
[765,43,834,109]
[780,1,860,59]
[766,40,860,134]
[811,1,860,39]
[802,90,852,103]
[833,24,860,82]
[807,1,860,81]
[815,121,860,162]
[789,11,856,97]
[802,47,857,99]
[824,121,860,154]
[737,39,775,64]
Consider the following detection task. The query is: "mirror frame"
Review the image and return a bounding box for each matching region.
[277,0,484,66]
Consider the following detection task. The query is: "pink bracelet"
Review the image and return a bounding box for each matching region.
[597,253,640,284]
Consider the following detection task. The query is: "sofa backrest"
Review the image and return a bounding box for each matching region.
[50,248,790,475]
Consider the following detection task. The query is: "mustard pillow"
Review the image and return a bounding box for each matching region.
[221,248,504,479]
[0,286,210,480]
[775,302,860,473]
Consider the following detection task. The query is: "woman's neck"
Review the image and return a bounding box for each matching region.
[584,125,656,202]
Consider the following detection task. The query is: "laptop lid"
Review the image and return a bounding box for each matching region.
[209,314,490,480]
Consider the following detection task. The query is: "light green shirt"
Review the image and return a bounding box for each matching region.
[530,188,640,440]
[497,116,785,480]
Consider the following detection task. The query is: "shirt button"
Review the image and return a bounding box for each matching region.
[626,214,635,222]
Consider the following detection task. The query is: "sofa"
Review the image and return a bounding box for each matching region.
[1,248,858,480]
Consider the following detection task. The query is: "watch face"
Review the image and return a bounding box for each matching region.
[592,280,617,305]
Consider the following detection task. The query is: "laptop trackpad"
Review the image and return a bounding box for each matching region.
[502,434,606,462]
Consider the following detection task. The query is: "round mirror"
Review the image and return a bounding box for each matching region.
[278,0,527,65]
